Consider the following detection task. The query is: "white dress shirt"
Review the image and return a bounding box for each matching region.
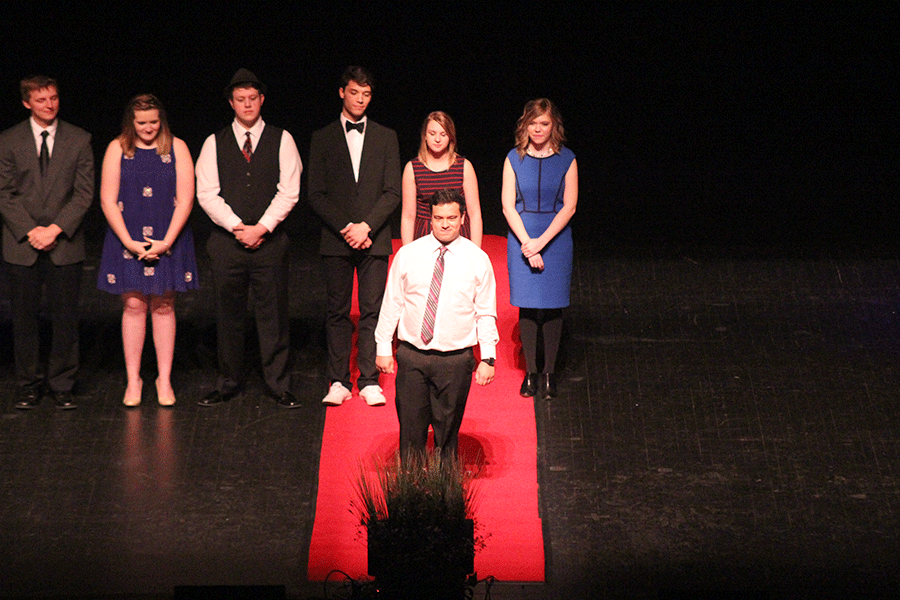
[29,116,57,156]
[375,233,498,359]
[340,114,366,182]
[195,118,302,233]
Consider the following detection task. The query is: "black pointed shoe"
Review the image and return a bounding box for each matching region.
[15,385,43,409]
[520,373,539,397]
[198,389,235,406]
[275,391,302,409]
[540,373,557,400]
[53,390,78,410]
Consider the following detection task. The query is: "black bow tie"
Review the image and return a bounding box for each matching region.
[345,120,364,134]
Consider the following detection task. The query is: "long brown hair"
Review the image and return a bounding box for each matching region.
[417,111,458,166]
[514,98,566,158]
[118,94,173,157]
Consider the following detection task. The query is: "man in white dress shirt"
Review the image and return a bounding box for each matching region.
[375,189,498,460]
[195,68,302,408]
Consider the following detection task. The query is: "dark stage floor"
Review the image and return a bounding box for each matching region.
[2,232,899,600]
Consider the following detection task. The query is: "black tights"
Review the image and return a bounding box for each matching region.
[519,308,563,374]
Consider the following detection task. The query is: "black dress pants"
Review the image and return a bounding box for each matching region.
[6,254,82,392]
[394,342,475,460]
[207,230,291,395]
[322,252,388,391]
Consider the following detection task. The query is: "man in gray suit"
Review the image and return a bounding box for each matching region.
[0,76,94,409]
[308,66,401,408]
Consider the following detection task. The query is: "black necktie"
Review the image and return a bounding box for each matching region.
[40,131,49,174]
[345,120,364,134]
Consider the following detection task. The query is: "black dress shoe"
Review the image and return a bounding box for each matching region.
[275,391,302,409]
[52,390,78,410]
[15,385,43,410]
[197,389,234,407]
[540,373,557,400]
[519,373,539,398]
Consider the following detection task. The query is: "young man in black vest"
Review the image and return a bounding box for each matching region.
[195,68,302,408]
[308,66,402,408]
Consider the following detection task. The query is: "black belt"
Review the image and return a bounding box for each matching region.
[400,341,472,357]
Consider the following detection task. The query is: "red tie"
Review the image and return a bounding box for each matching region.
[420,246,447,344]
[242,131,252,162]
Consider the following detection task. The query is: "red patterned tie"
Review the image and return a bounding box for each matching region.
[420,246,447,344]
[242,131,252,162]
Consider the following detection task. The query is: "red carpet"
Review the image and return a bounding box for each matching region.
[308,235,544,583]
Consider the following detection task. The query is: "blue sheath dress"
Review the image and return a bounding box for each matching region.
[506,147,575,309]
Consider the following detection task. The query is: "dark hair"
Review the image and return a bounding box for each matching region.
[430,188,466,215]
[515,98,566,158]
[20,75,57,102]
[340,66,374,91]
[118,94,173,157]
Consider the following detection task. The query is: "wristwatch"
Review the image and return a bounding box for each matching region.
[481,357,495,367]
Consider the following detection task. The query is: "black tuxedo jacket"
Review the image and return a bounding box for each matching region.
[0,119,94,266]
[307,119,401,256]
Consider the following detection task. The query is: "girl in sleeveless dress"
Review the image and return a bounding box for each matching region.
[97,94,198,406]
[401,111,483,246]
[502,99,578,400]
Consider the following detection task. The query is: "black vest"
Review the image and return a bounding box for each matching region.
[215,124,283,226]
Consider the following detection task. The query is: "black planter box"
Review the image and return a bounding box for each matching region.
[367,517,475,599]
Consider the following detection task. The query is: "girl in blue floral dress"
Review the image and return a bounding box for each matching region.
[98,94,198,406]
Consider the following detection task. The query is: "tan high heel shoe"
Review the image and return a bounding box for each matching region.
[156,378,176,406]
[123,379,143,407]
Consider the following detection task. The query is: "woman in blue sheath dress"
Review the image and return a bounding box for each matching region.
[502,99,578,400]
[98,94,198,406]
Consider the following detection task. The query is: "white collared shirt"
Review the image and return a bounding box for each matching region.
[375,233,498,359]
[340,114,367,181]
[29,116,57,157]
[195,117,302,233]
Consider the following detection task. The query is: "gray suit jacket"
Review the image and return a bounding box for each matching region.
[307,119,401,256]
[0,119,94,266]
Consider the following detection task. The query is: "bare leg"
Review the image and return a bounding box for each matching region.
[150,292,176,404]
[122,292,148,404]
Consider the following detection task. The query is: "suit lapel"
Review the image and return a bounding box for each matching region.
[17,121,42,179]
[357,121,377,185]
[330,120,357,184]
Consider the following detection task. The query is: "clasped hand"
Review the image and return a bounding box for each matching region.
[233,222,266,250]
[521,237,545,271]
[127,237,165,262]
[341,222,372,250]
[27,225,61,252]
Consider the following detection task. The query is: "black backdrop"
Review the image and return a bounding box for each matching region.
[2,2,896,254]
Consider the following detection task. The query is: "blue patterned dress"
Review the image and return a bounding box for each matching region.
[98,146,198,295]
[506,147,575,309]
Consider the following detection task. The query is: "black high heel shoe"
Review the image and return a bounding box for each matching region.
[520,373,539,397]
[540,373,557,400]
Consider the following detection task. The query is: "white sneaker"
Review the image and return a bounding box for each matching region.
[359,384,386,407]
[322,382,352,406]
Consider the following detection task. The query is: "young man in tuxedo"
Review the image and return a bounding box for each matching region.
[0,75,94,410]
[308,66,402,408]
[195,68,303,408]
